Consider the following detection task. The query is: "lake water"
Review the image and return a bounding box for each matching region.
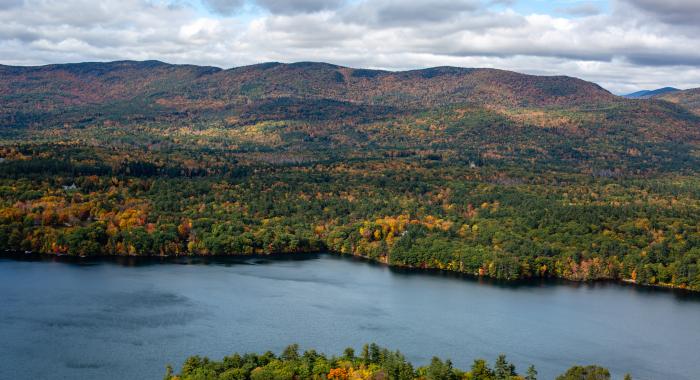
[1,253,699,380]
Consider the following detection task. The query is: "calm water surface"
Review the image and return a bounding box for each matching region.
[1,253,699,380]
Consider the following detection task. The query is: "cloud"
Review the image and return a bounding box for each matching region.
[342,0,483,26]
[0,0,699,93]
[202,0,244,15]
[556,3,601,17]
[489,0,516,5]
[0,0,22,10]
[257,0,345,15]
[620,0,700,25]
[203,0,345,15]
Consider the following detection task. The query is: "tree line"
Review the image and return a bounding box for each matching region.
[164,343,627,380]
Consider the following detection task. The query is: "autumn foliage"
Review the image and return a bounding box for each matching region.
[1,61,700,291]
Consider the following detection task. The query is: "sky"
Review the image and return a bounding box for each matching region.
[0,0,699,94]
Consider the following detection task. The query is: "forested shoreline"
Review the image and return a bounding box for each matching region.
[2,156,699,292]
[165,343,626,380]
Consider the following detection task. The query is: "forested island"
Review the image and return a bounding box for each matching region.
[165,343,625,380]
[1,61,700,291]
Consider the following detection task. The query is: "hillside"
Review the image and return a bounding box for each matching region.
[656,87,700,116]
[1,61,700,291]
[623,87,679,99]
[1,61,698,170]
[0,61,621,142]
[0,61,219,122]
[193,62,617,107]
[0,61,614,114]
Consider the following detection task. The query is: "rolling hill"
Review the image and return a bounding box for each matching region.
[1,60,698,170]
[0,60,615,114]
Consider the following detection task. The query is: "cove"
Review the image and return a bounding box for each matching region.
[1,253,699,380]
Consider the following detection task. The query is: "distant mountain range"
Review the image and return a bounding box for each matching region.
[621,86,700,116]
[623,87,680,99]
[0,60,616,120]
[0,60,699,170]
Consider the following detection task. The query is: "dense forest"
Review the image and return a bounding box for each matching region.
[164,343,624,380]
[1,60,700,291]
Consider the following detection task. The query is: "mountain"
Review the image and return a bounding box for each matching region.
[0,60,616,124]
[198,62,616,107]
[656,87,700,116]
[1,60,697,169]
[623,87,680,99]
[0,60,220,124]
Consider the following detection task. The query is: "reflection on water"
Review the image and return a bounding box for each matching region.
[1,252,699,380]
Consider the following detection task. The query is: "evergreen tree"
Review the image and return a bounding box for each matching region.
[526,364,537,380]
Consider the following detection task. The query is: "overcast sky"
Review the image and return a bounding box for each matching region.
[1,0,699,94]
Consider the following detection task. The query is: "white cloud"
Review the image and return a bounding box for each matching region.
[0,0,699,93]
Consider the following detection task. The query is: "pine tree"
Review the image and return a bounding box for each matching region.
[526,365,538,380]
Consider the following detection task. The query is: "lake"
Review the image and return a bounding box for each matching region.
[1,253,698,380]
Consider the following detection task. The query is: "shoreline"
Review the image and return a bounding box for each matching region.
[2,249,698,296]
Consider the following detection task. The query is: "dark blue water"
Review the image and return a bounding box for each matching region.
[1,254,699,380]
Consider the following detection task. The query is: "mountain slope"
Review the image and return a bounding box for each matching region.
[0,61,616,127]
[656,87,700,116]
[190,62,616,108]
[623,87,679,99]
[0,60,219,111]
[0,61,698,172]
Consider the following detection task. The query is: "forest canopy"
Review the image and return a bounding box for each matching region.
[164,343,623,380]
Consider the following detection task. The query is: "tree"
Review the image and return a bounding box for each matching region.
[494,354,516,380]
[361,344,370,364]
[425,357,457,380]
[471,359,495,380]
[368,343,381,364]
[281,344,300,361]
[382,350,415,380]
[525,365,537,380]
[163,364,173,380]
[342,347,355,360]
[555,365,610,380]
[327,367,349,380]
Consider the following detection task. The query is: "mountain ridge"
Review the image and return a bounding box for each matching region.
[0,60,616,110]
[1,60,698,170]
[1,60,699,168]
[623,87,680,99]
